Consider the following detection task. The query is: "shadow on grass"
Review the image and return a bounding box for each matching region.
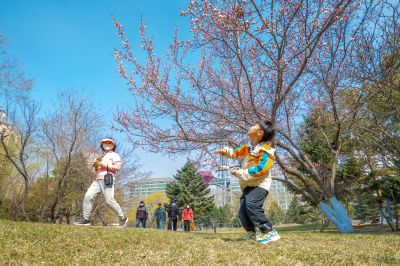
[276,223,398,235]
[221,237,243,242]
[353,224,400,235]
[193,223,398,236]
[275,224,336,233]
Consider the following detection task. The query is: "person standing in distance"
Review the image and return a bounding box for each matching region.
[136,200,149,228]
[152,203,166,230]
[167,200,179,231]
[182,204,194,233]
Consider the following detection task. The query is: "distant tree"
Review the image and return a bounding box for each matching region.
[0,33,32,98]
[286,196,302,224]
[0,95,39,221]
[210,205,234,227]
[143,191,169,223]
[265,196,285,225]
[286,196,317,224]
[352,194,380,224]
[166,161,214,223]
[40,91,101,223]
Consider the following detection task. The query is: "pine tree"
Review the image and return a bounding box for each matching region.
[166,161,214,222]
[286,196,317,224]
[352,194,380,223]
[266,198,285,225]
[286,196,301,223]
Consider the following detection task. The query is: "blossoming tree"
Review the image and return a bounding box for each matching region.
[112,0,384,233]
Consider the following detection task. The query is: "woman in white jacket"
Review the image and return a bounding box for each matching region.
[74,138,128,227]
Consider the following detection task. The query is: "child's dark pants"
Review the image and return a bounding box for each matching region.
[239,186,273,233]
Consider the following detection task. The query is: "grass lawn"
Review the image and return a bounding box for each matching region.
[1,220,399,265]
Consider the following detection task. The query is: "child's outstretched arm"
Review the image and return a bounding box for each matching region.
[214,144,249,159]
[231,150,274,181]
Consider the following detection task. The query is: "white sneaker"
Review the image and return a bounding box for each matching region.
[256,229,281,245]
[118,217,128,228]
[74,219,91,226]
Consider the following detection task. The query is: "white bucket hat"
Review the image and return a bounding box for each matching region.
[100,138,116,146]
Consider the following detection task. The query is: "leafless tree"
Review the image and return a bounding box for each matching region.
[40,91,102,222]
[0,94,40,220]
[0,33,32,98]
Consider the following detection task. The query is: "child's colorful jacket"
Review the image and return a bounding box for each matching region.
[222,142,275,191]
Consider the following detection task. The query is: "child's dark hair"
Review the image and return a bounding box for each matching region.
[100,137,117,152]
[258,120,275,142]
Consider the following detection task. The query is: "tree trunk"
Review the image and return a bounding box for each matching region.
[58,208,65,224]
[99,214,107,226]
[379,207,395,231]
[49,177,67,223]
[66,211,70,224]
[386,199,393,222]
[319,197,353,233]
[19,178,30,221]
[391,191,399,231]
[394,200,399,231]
[39,203,47,223]
[378,200,395,231]
[10,197,18,220]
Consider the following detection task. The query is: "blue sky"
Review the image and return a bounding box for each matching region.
[0,0,192,178]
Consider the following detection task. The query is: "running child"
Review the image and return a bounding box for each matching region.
[215,120,280,245]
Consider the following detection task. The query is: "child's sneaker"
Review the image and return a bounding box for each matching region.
[256,229,281,245]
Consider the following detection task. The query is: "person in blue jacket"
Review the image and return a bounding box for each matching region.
[152,203,166,230]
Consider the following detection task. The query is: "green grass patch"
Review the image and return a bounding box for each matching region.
[1,220,399,265]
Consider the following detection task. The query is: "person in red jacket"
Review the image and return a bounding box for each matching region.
[181,204,194,233]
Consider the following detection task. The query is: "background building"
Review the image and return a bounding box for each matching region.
[125,169,293,213]
[0,107,11,134]
[0,107,6,125]
[268,170,294,212]
[124,177,172,203]
[211,168,293,212]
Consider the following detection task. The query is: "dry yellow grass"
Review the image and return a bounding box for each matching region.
[1,220,399,265]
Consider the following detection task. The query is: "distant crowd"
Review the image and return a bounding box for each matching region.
[135,200,194,232]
